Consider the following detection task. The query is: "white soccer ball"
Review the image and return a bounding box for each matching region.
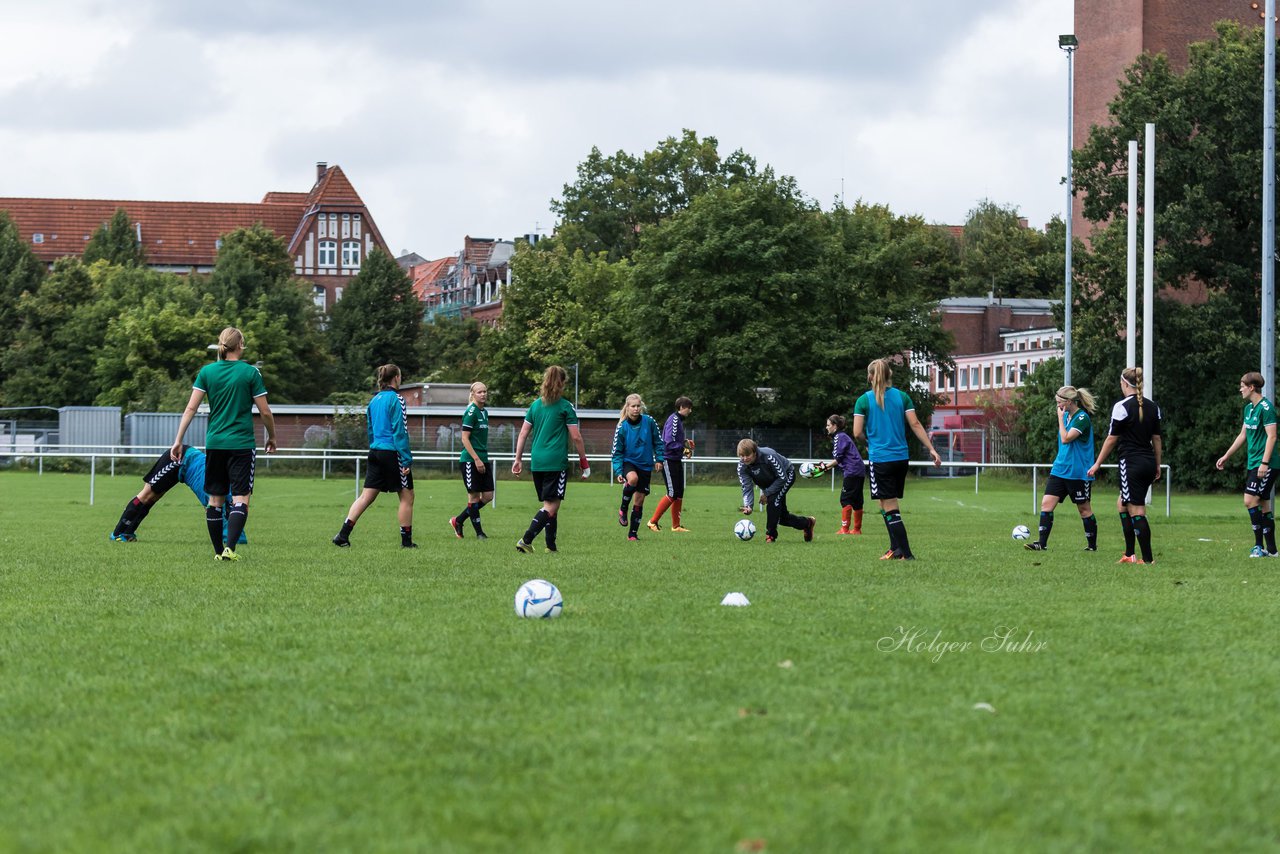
[1011,525,1031,541]
[515,579,563,619]
[798,462,816,478]
[734,519,756,541]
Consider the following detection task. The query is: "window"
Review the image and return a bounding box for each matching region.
[342,241,360,268]
[995,365,1004,386]
[970,367,979,388]
[937,369,945,390]
[319,240,337,267]
[983,366,992,387]
[958,371,968,390]
[32,233,43,244]
[312,286,326,312]
[352,213,361,238]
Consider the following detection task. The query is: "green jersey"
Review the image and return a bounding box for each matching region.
[524,397,579,472]
[1243,396,1277,469]
[193,359,268,450]
[460,402,488,463]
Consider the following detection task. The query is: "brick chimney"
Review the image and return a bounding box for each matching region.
[316,161,327,182]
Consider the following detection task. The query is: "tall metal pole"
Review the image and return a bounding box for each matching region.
[1127,140,1139,368]
[1264,0,1276,393]
[1143,123,1156,395]
[1061,36,1078,385]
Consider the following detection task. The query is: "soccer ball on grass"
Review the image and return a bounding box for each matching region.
[734,519,756,541]
[515,579,563,619]
[1011,525,1031,541]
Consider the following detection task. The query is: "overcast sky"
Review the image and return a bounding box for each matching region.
[0,0,1074,260]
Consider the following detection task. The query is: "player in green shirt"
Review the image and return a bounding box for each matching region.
[1215,371,1278,557]
[171,326,277,561]
[449,381,493,539]
[511,366,588,553]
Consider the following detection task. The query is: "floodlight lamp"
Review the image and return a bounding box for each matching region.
[1059,34,1078,48]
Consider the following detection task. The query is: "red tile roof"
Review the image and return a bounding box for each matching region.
[411,257,452,301]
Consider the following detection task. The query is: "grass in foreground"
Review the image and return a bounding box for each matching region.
[1,470,1278,852]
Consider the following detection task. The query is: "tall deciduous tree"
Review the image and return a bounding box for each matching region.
[83,208,146,267]
[0,211,47,364]
[1060,21,1275,489]
[956,200,1063,298]
[328,248,423,390]
[549,129,758,261]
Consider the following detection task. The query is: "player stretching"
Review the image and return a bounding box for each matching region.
[736,439,815,543]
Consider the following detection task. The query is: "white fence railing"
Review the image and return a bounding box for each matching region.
[0,445,1172,515]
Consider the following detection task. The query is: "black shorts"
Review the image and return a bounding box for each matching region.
[205,448,256,497]
[839,474,865,509]
[868,459,909,501]
[532,469,568,502]
[1245,467,1278,501]
[660,458,685,499]
[621,463,652,495]
[143,452,183,496]
[463,460,494,494]
[1117,455,1156,506]
[365,449,413,493]
[1044,475,1092,505]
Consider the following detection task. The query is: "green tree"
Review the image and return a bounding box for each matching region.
[483,243,633,408]
[955,200,1062,298]
[204,225,333,402]
[1071,21,1276,489]
[328,249,423,390]
[0,258,96,406]
[83,208,146,267]
[420,315,485,383]
[0,211,47,364]
[549,129,758,261]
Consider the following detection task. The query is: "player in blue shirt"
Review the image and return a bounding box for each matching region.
[611,393,663,540]
[109,445,246,544]
[851,358,941,560]
[1025,386,1098,551]
[332,364,417,549]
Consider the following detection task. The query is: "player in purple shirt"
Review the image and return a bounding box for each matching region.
[647,396,695,532]
[815,414,866,535]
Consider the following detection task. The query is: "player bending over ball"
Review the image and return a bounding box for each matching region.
[110,445,247,545]
[814,414,865,535]
[1025,386,1098,552]
[736,439,815,543]
[1215,371,1278,557]
[449,381,493,540]
[648,396,695,533]
[332,364,417,549]
[611,393,663,541]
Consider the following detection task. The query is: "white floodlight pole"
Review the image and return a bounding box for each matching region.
[1060,34,1079,385]
[1143,122,1155,398]
[1264,0,1276,393]
[1127,140,1138,368]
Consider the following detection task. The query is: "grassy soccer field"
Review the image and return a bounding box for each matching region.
[1,469,1277,852]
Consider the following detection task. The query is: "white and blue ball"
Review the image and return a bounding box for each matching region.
[734,519,756,541]
[798,462,817,479]
[515,579,563,619]
[1011,525,1031,541]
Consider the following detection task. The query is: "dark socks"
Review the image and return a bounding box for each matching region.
[468,500,486,533]
[629,507,642,537]
[620,485,636,516]
[1082,514,1097,550]
[523,509,550,546]
[1250,506,1265,548]
[206,505,225,554]
[886,510,911,557]
[545,515,558,551]
[1266,512,1277,554]
[1120,512,1135,556]
[1131,514,1153,563]
[1038,510,1054,548]
[338,518,355,540]
[225,502,248,551]
[114,497,151,536]
[400,525,414,547]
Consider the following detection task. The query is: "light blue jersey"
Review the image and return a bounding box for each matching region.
[1050,409,1094,481]
[853,387,913,462]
